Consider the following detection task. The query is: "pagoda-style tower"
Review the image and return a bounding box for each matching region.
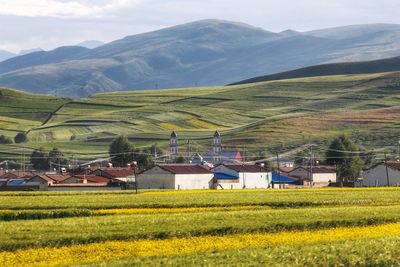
[212,130,222,162]
[169,131,178,160]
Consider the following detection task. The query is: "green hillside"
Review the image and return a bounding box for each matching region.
[0,71,400,161]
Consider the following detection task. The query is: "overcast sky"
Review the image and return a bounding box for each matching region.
[1,0,399,53]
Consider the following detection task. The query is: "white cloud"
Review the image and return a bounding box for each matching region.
[0,0,141,18]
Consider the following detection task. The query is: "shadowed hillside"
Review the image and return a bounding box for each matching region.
[232,56,400,85]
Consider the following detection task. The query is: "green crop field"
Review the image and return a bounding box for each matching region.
[1,188,400,266]
[0,71,400,161]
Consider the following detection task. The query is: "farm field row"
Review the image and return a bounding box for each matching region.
[1,188,400,266]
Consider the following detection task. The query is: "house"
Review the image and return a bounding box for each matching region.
[59,175,110,185]
[0,171,35,179]
[89,167,138,179]
[288,166,337,187]
[272,158,295,168]
[137,164,214,190]
[27,173,71,186]
[271,173,299,189]
[363,161,400,187]
[212,164,271,189]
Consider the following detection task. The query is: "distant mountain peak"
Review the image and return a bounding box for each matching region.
[0,49,16,62]
[279,29,301,36]
[76,40,105,49]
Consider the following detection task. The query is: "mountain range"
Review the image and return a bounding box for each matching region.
[1,20,400,97]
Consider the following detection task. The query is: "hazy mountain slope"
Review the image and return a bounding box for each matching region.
[0,46,90,75]
[0,50,15,62]
[232,56,400,85]
[18,48,44,56]
[2,20,400,97]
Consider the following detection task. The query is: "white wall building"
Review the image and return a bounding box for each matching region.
[212,164,271,189]
[363,162,400,187]
[137,164,214,190]
[288,166,337,187]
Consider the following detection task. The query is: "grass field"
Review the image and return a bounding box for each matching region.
[1,188,400,266]
[0,71,400,161]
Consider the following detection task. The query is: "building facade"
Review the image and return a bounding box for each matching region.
[137,164,214,190]
[212,164,271,189]
[363,161,400,187]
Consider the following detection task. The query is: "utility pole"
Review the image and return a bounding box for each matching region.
[308,145,314,188]
[398,139,400,160]
[384,152,390,186]
[186,139,191,163]
[276,152,281,188]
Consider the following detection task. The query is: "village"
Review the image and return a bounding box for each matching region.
[0,131,399,191]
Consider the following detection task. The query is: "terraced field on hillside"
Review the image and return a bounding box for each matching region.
[0,72,400,160]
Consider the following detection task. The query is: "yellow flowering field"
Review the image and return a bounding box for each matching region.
[1,222,400,267]
[1,189,400,266]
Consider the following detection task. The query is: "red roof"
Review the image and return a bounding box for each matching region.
[158,164,212,174]
[50,183,109,187]
[0,172,35,179]
[73,175,110,184]
[294,166,336,174]
[278,167,294,173]
[223,164,266,173]
[387,161,400,171]
[90,168,138,178]
[29,173,71,183]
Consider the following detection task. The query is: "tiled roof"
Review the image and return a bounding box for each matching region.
[223,164,266,173]
[91,168,138,178]
[387,161,400,171]
[0,172,35,179]
[73,175,110,184]
[158,164,212,174]
[293,166,336,174]
[45,174,71,182]
[29,174,71,183]
[278,167,294,173]
[304,166,336,174]
[50,183,109,187]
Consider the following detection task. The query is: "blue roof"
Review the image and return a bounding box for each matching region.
[214,172,239,180]
[272,173,298,184]
[7,180,27,186]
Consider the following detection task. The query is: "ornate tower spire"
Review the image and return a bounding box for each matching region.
[213,130,222,162]
[169,131,178,160]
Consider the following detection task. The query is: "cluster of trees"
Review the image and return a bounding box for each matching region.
[109,135,154,169]
[30,148,67,171]
[0,135,12,144]
[325,135,364,182]
[14,132,28,143]
[0,133,29,145]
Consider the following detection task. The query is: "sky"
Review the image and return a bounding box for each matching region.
[1,0,400,53]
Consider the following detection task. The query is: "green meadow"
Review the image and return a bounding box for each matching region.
[1,71,400,160]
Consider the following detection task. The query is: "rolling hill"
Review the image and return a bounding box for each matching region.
[232,56,400,85]
[1,20,400,97]
[0,71,399,161]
